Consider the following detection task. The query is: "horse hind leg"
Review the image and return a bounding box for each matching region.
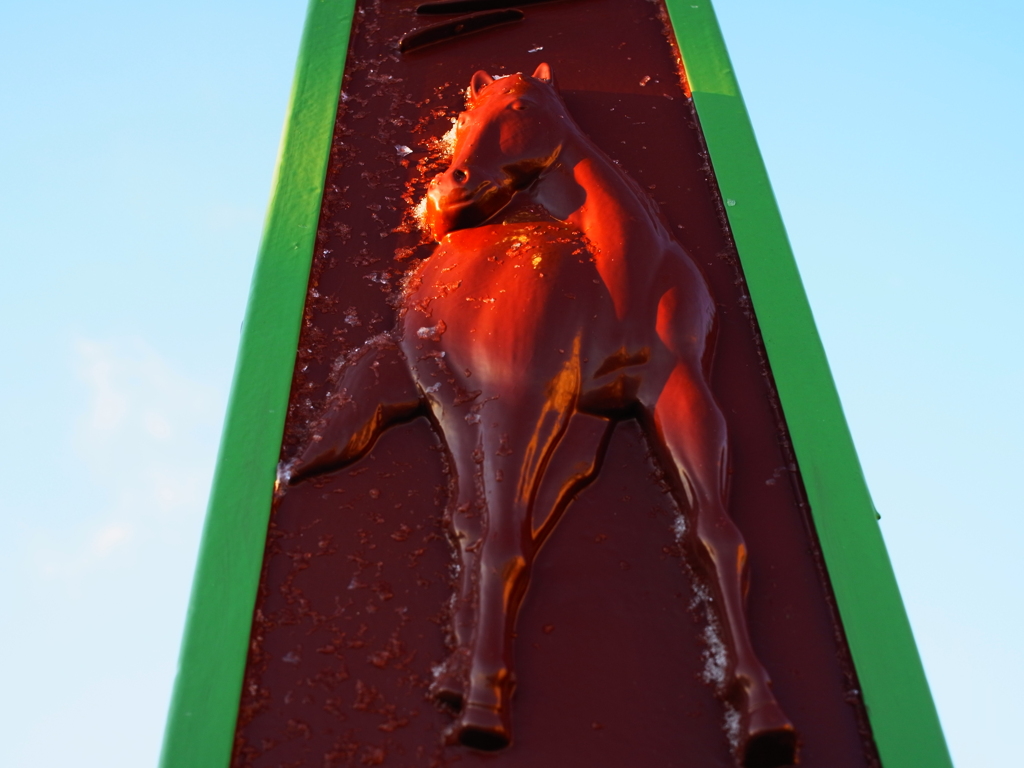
[530,412,615,542]
[643,362,797,768]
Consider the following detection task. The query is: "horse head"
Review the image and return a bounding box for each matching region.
[424,63,569,239]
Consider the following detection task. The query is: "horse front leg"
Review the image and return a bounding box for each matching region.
[440,410,615,750]
[284,335,423,484]
[643,361,797,768]
[452,399,591,749]
[429,420,486,713]
[453,446,533,751]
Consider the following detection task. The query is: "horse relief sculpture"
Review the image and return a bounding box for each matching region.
[285,64,798,767]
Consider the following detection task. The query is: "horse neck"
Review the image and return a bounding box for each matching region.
[535,131,669,316]
[540,132,667,252]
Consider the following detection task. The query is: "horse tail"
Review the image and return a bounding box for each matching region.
[283,334,424,484]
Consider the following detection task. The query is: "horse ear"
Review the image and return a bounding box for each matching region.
[469,70,495,100]
[532,62,556,87]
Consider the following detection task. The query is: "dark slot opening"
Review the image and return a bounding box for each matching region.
[399,9,525,54]
[416,0,563,15]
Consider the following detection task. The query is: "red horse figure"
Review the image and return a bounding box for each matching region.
[287,64,797,766]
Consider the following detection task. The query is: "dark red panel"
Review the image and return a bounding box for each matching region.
[232,1,878,766]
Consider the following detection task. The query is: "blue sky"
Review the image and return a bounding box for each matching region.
[1,1,1019,766]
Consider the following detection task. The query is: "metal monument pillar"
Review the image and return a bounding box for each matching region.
[161,3,951,767]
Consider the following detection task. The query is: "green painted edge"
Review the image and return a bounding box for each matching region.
[158,1,355,766]
[663,2,952,766]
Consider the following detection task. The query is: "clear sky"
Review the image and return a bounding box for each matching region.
[1,1,1019,766]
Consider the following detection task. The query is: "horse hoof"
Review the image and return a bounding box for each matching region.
[740,702,798,768]
[455,702,511,751]
[430,680,464,713]
[430,651,470,712]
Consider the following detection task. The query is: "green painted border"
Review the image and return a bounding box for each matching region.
[664,2,952,766]
[158,1,356,766]
[162,1,952,766]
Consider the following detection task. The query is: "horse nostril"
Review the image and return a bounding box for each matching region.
[452,168,468,184]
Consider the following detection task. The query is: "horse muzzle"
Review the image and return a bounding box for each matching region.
[424,168,513,239]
